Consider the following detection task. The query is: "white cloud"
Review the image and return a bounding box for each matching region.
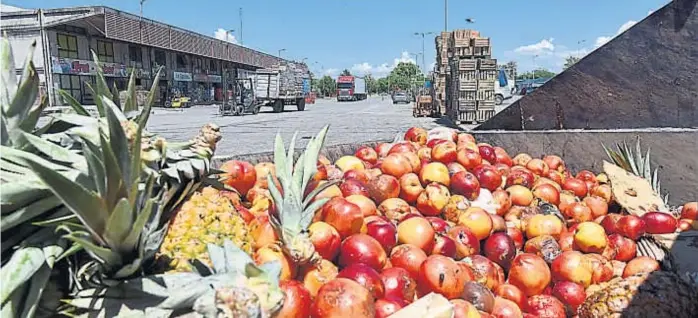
[345,51,417,77]
[514,38,555,56]
[213,28,238,44]
[505,16,647,72]
[323,68,339,77]
[594,20,637,47]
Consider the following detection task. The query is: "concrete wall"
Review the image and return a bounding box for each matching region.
[216,129,698,206]
[477,0,698,131]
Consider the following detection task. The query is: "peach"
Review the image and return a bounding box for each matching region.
[416,183,451,216]
[399,173,424,204]
[335,155,365,172]
[419,162,451,187]
[458,207,493,241]
[573,222,608,253]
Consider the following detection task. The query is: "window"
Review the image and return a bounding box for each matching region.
[96,40,114,63]
[154,50,166,68]
[176,54,188,70]
[209,59,218,73]
[59,74,82,103]
[129,46,142,65]
[57,34,78,59]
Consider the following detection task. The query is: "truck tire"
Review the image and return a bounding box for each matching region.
[273,100,284,113]
[297,98,306,111]
[495,94,504,106]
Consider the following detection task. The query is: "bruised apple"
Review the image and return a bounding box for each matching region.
[308,221,342,260]
[367,174,400,204]
[457,149,483,170]
[451,171,481,201]
[389,244,428,279]
[448,225,481,258]
[416,183,451,216]
[355,146,379,164]
[338,263,385,299]
[335,155,366,172]
[419,162,451,187]
[346,194,378,217]
[340,178,370,197]
[404,127,428,145]
[311,278,375,318]
[397,217,436,252]
[322,197,364,238]
[507,253,551,296]
[417,255,468,299]
[399,173,424,204]
[380,267,417,303]
[432,141,458,164]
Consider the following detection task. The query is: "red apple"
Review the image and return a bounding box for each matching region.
[447,225,480,258]
[642,212,678,234]
[367,174,400,204]
[552,281,586,311]
[600,214,622,235]
[277,280,312,318]
[680,202,698,220]
[426,138,447,148]
[456,149,483,170]
[404,127,428,145]
[419,162,451,187]
[607,234,637,262]
[399,173,424,204]
[477,143,497,164]
[450,171,481,201]
[338,263,385,299]
[365,219,398,253]
[493,147,513,167]
[426,216,450,233]
[616,215,646,240]
[389,142,417,155]
[380,267,417,303]
[375,298,406,318]
[472,164,503,192]
[447,162,467,176]
[483,232,517,270]
[308,221,342,260]
[432,141,458,164]
[339,178,369,197]
[389,244,428,280]
[431,234,457,258]
[506,167,536,189]
[416,183,451,217]
[339,234,388,271]
[355,146,379,164]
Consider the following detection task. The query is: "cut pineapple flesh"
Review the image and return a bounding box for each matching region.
[159,187,254,271]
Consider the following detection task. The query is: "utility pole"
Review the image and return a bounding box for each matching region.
[239,8,244,45]
[414,32,433,75]
[278,48,286,58]
[139,0,146,42]
[444,0,448,32]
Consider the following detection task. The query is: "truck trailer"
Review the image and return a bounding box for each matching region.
[336,75,367,102]
[253,61,310,112]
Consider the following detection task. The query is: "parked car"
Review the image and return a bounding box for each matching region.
[392,92,410,104]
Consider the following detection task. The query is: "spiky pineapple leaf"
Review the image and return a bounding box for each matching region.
[18,95,48,133]
[0,246,44,303]
[0,196,62,232]
[5,41,37,123]
[56,89,90,116]
[301,125,329,194]
[16,131,85,165]
[0,35,18,107]
[104,198,133,247]
[104,103,132,185]
[124,70,138,113]
[302,179,339,209]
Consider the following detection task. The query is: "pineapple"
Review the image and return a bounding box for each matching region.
[578,271,698,318]
[160,186,254,272]
[264,126,337,267]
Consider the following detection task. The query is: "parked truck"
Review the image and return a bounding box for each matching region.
[253,61,310,112]
[336,75,367,102]
[495,68,517,105]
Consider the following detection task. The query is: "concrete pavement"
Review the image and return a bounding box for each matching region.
[146,96,521,157]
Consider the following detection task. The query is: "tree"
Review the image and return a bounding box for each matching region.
[385,62,424,92]
[516,68,556,80]
[563,55,581,69]
[364,74,377,94]
[315,75,336,97]
[340,69,352,76]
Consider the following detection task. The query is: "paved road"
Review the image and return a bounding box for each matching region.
[147,96,521,157]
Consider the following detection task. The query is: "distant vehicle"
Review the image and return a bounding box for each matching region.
[165,96,191,108]
[392,91,410,104]
[253,61,309,113]
[494,69,517,105]
[337,76,368,102]
[219,78,259,116]
[520,83,544,95]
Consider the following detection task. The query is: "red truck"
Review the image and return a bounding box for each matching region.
[336,75,367,102]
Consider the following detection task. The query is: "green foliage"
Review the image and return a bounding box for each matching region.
[365,74,377,94]
[516,68,556,80]
[315,75,336,97]
[563,55,581,69]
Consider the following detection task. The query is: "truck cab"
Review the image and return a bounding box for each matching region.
[495,69,516,105]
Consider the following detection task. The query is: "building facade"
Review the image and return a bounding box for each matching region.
[1,6,284,107]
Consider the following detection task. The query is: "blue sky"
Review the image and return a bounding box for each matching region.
[8,0,668,77]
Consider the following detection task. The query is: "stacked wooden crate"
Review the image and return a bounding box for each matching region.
[433,32,451,115]
[445,30,496,124]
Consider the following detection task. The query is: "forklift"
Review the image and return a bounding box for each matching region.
[219,78,260,116]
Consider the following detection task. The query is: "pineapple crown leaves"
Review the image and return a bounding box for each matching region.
[266,125,336,241]
[1,36,48,148]
[602,137,668,204]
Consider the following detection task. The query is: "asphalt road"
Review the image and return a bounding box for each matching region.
[147,95,521,157]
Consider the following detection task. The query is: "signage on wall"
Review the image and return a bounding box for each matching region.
[173,72,193,82]
[209,75,222,83]
[51,57,128,77]
[193,74,223,83]
[193,74,208,82]
[127,67,151,79]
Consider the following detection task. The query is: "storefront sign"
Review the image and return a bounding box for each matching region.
[173,72,192,82]
[151,66,167,78]
[209,75,222,83]
[193,74,209,82]
[51,56,127,77]
[127,67,151,79]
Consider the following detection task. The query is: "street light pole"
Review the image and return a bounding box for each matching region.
[414,32,434,75]
[239,8,244,45]
[444,0,448,32]
[278,49,286,58]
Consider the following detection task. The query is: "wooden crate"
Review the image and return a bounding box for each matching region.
[457,100,477,111]
[453,46,473,57]
[458,80,477,91]
[413,102,434,117]
[457,70,478,81]
[477,80,495,90]
[457,109,495,124]
[473,46,491,57]
[457,59,477,71]
[456,90,477,101]
[477,100,496,110]
[452,29,480,40]
[478,58,497,70]
[473,38,490,47]
[477,69,497,80]
[418,95,433,104]
[476,90,495,101]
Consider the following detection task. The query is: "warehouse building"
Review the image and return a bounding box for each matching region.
[0,5,283,107]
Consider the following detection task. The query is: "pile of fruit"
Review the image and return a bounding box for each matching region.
[200,127,698,317]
